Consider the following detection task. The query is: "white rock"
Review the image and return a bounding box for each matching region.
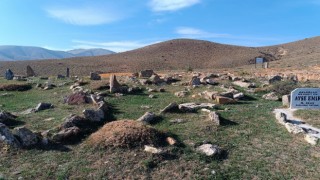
[285,123,304,134]
[196,144,221,156]
[305,134,319,145]
[144,145,163,154]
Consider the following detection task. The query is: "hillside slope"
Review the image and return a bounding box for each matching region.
[0,37,319,76]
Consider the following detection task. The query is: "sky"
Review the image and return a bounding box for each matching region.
[0,0,319,52]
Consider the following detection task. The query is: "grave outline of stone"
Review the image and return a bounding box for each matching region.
[290,88,320,109]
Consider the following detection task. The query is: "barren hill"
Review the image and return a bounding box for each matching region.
[0,37,319,76]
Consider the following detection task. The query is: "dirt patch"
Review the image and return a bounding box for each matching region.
[100,73,133,78]
[87,120,166,148]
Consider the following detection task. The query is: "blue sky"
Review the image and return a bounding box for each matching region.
[0,0,319,52]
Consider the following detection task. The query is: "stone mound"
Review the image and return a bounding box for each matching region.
[88,120,165,148]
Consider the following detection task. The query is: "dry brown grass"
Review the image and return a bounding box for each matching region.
[87,120,166,148]
[100,73,133,78]
[90,80,109,90]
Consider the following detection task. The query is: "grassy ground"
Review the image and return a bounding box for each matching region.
[294,109,320,129]
[1,76,320,179]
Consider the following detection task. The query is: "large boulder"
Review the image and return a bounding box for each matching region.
[13,127,39,147]
[83,101,108,122]
[0,123,21,148]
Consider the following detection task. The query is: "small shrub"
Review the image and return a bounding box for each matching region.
[0,84,32,91]
[269,81,299,96]
[186,66,193,72]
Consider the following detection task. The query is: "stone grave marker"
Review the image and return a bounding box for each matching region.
[5,69,14,80]
[290,88,320,109]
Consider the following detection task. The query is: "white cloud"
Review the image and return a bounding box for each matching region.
[72,40,158,52]
[46,6,123,25]
[150,0,201,12]
[176,27,230,38]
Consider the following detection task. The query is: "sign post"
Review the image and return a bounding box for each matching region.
[255,57,264,68]
[290,88,320,109]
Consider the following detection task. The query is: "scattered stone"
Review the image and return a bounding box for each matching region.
[13,127,39,147]
[268,75,282,84]
[232,81,255,88]
[139,79,151,85]
[144,145,163,154]
[52,127,81,142]
[282,94,290,107]
[83,104,105,122]
[4,69,14,80]
[90,72,101,80]
[262,92,279,101]
[208,111,220,125]
[219,91,234,99]
[285,123,304,134]
[189,77,201,86]
[26,65,35,77]
[60,115,89,130]
[0,123,21,148]
[166,137,177,145]
[141,105,151,109]
[160,102,179,114]
[215,96,235,104]
[206,78,218,85]
[148,88,157,93]
[149,74,162,84]
[233,92,244,99]
[304,134,319,145]
[137,112,156,124]
[110,75,122,93]
[178,103,216,112]
[175,91,188,98]
[196,144,221,156]
[0,111,17,124]
[139,70,154,78]
[20,108,36,115]
[65,92,87,105]
[149,94,155,98]
[201,91,218,100]
[35,103,54,112]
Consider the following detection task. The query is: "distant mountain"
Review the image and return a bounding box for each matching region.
[0,46,115,61]
[67,48,114,57]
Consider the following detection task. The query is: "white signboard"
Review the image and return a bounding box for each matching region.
[255,58,264,64]
[290,88,320,109]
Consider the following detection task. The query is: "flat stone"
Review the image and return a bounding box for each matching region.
[305,134,319,145]
[215,96,235,104]
[208,111,220,125]
[144,145,163,154]
[160,102,179,114]
[0,123,21,148]
[13,127,39,147]
[285,123,305,134]
[137,112,156,124]
[35,103,54,112]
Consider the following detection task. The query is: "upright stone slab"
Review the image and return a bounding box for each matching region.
[66,68,70,78]
[290,88,320,109]
[26,65,35,77]
[5,69,14,80]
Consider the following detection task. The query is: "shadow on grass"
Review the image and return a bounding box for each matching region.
[241,95,257,101]
[220,116,238,126]
[105,103,123,121]
[3,119,26,128]
[33,142,71,152]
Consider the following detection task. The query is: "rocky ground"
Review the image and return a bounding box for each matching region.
[1,69,320,179]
